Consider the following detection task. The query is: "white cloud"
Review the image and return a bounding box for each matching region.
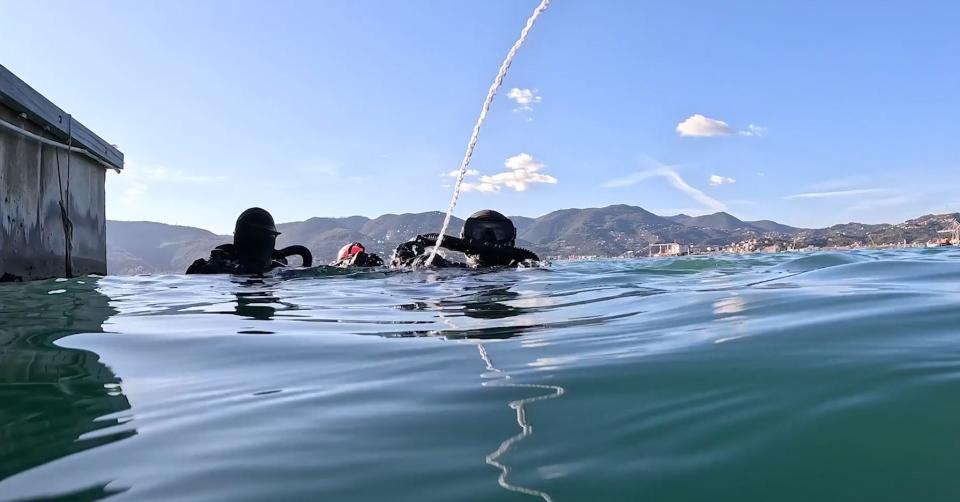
[603,164,727,212]
[506,88,542,111]
[107,160,225,204]
[461,153,558,193]
[739,124,767,137]
[461,181,501,193]
[135,165,226,184]
[676,114,733,137]
[448,169,480,177]
[782,188,887,200]
[847,195,910,212]
[676,114,765,138]
[299,160,371,183]
[709,174,736,186]
[298,161,340,176]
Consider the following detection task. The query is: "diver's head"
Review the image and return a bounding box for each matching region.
[461,210,517,247]
[461,210,517,267]
[337,242,365,261]
[233,207,279,272]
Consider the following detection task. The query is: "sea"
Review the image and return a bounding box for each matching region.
[2,247,960,501]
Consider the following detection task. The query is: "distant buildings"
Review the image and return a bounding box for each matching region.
[649,242,690,257]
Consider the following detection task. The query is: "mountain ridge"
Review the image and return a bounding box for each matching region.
[106,205,960,274]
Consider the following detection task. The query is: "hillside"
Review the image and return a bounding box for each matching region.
[106,206,960,274]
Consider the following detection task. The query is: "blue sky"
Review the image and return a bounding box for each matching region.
[2,0,957,232]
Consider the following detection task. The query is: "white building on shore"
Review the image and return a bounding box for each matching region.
[649,242,690,257]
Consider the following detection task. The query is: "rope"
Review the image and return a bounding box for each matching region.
[0,114,119,171]
[53,116,75,277]
[426,0,551,266]
[478,344,565,501]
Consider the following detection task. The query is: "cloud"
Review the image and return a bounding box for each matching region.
[709,174,736,186]
[135,165,226,184]
[448,169,480,177]
[298,162,340,177]
[782,188,887,200]
[847,195,910,212]
[299,160,372,183]
[506,88,541,111]
[676,114,765,137]
[739,124,767,137]
[676,114,733,137]
[603,164,727,212]
[461,153,558,193]
[106,160,227,214]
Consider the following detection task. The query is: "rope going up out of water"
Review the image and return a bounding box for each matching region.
[54,115,75,277]
[426,0,551,266]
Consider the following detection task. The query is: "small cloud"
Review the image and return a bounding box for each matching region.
[739,124,767,137]
[676,114,733,137]
[603,163,727,212]
[461,153,557,193]
[756,172,766,177]
[847,195,910,212]
[298,160,368,183]
[782,188,887,200]
[448,169,480,177]
[506,88,542,111]
[107,159,226,209]
[298,161,340,177]
[137,165,226,184]
[461,182,501,193]
[709,174,736,186]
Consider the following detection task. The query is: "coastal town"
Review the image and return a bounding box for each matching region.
[556,215,960,260]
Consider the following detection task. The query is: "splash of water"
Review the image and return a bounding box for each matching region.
[426,0,552,266]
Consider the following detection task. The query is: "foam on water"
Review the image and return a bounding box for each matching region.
[3,248,960,501]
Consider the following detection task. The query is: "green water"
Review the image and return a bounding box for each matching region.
[2,249,960,501]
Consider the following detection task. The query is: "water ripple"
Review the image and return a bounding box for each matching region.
[3,249,960,501]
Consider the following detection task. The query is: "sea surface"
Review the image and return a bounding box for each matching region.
[2,248,960,501]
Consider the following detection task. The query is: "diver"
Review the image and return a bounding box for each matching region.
[391,209,539,268]
[186,207,313,275]
[329,242,384,268]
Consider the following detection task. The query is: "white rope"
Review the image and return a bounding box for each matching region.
[478,344,565,501]
[426,0,551,266]
[0,115,120,172]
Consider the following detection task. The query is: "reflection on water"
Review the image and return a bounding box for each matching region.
[3,250,960,501]
[233,291,281,321]
[478,344,565,502]
[455,286,530,320]
[0,278,135,483]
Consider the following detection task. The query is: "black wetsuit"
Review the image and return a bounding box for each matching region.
[391,233,539,268]
[186,244,313,275]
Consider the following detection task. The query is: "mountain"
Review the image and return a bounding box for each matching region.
[360,212,465,248]
[107,221,228,275]
[105,206,960,274]
[519,205,700,256]
[667,212,804,235]
[746,220,803,234]
[670,211,750,230]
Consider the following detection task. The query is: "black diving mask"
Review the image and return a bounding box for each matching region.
[462,220,516,247]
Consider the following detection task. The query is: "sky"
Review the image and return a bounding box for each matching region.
[1,0,957,233]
